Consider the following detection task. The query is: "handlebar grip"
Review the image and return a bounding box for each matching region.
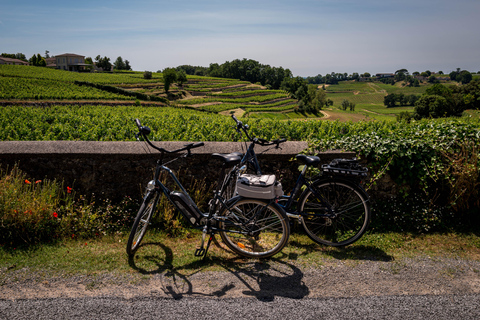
[191,142,204,149]
[135,118,141,128]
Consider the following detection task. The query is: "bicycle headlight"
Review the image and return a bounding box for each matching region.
[146,180,155,191]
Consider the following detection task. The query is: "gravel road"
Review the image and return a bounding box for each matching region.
[1,256,480,319]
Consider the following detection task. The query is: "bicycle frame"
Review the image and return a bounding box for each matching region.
[128,118,290,259]
[230,115,338,219]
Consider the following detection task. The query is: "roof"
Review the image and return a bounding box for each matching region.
[55,53,85,58]
[0,56,29,64]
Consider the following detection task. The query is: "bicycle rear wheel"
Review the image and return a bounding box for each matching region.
[218,197,290,258]
[299,179,370,247]
[126,191,159,255]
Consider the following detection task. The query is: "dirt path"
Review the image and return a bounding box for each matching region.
[2,256,479,300]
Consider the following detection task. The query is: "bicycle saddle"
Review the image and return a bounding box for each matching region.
[212,152,243,165]
[295,154,321,166]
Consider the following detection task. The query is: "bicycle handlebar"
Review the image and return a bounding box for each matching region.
[231,114,287,147]
[135,119,204,154]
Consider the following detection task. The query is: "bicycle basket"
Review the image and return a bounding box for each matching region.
[321,158,368,178]
[236,174,284,199]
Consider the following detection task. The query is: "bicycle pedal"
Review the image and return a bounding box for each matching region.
[194,248,206,257]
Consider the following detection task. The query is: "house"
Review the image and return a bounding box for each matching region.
[54,53,89,71]
[0,56,29,66]
[375,73,394,79]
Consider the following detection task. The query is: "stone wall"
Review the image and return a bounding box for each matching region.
[0,141,356,202]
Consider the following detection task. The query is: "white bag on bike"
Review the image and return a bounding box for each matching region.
[236,174,284,199]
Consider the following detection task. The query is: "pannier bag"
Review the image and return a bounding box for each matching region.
[321,158,368,177]
[236,174,284,199]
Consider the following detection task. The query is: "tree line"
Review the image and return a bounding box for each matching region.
[175,58,292,90]
[395,81,480,121]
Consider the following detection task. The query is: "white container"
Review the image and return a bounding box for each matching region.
[236,174,284,199]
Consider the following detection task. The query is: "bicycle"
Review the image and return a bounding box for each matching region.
[227,115,371,247]
[126,119,290,259]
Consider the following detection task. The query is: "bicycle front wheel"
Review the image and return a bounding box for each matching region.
[218,197,290,258]
[299,179,370,247]
[126,191,159,255]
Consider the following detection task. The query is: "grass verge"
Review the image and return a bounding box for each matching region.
[1,230,479,285]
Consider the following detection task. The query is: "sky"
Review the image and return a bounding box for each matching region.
[1,0,479,77]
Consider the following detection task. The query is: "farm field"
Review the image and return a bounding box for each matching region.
[0,64,463,127]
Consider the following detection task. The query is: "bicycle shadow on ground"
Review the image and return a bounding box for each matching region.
[288,239,394,262]
[127,241,309,301]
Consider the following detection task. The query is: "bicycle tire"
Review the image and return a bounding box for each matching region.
[126,191,159,255]
[218,197,290,258]
[298,178,370,247]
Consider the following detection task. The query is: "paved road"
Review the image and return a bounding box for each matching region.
[2,294,480,319]
[2,255,480,319]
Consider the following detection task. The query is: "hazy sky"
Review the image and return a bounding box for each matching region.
[1,0,479,76]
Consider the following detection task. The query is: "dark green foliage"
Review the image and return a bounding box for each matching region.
[162,68,177,93]
[143,71,152,79]
[309,118,480,232]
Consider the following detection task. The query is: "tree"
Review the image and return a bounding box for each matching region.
[162,68,177,93]
[113,56,125,70]
[95,55,112,71]
[341,99,355,111]
[303,85,326,113]
[457,70,472,84]
[414,95,449,118]
[281,76,307,100]
[29,53,46,67]
[113,56,132,71]
[177,70,187,86]
[384,93,397,108]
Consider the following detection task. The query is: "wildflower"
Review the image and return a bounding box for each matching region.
[25,179,31,184]
[67,186,73,193]
[53,212,58,218]
[35,180,42,184]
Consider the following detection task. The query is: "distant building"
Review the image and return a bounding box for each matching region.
[0,56,29,66]
[375,73,394,79]
[54,53,89,71]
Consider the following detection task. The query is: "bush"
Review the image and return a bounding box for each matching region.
[0,165,71,246]
[0,165,138,247]
[143,71,152,79]
[309,118,480,232]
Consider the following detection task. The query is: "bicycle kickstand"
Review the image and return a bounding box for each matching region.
[195,226,214,260]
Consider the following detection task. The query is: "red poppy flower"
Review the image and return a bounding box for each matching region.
[35,180,42,184]
[53,212,58,218]
[67,186,73,193]
[25,179,31,184]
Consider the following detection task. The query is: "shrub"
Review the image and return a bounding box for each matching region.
[143,71,152,79]
[309,118,480,232]
[0,165,72,246]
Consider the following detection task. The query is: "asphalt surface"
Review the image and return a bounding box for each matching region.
[2,294,480,320]
[2,255,480,319]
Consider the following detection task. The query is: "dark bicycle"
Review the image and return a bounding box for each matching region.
[126,119,290,259]
[223,115,371,247]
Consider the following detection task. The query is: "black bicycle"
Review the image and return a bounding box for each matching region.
[225,115,371,247]
[126,119,290,259]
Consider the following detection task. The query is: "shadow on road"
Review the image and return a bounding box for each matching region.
[127,241,309,301]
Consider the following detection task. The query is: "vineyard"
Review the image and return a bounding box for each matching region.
[0,64,476,129]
